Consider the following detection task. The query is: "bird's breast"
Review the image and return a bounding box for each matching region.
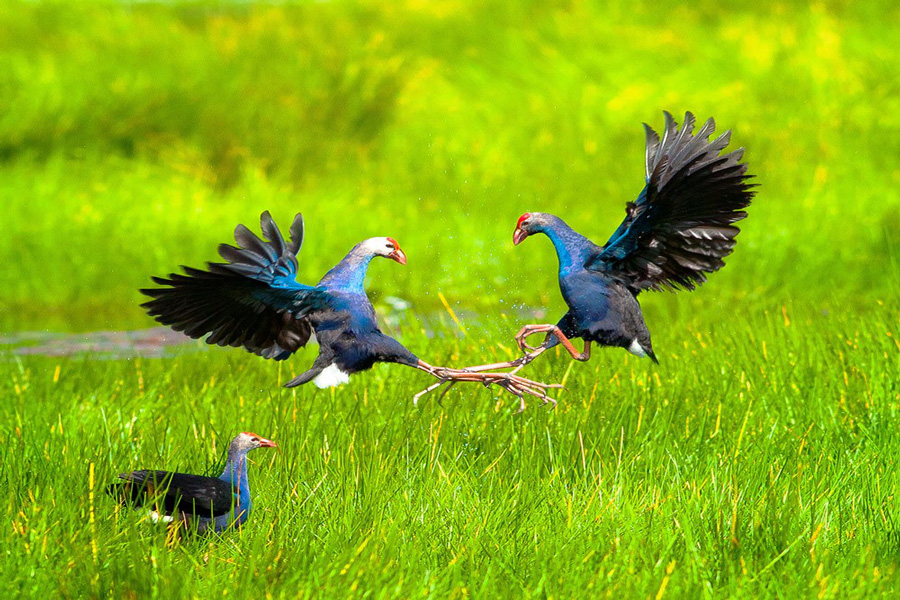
[560,271,611,314]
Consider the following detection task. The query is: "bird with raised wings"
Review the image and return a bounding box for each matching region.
[141,211,558,406]
[107,432,276,532]
[510,112,754,366]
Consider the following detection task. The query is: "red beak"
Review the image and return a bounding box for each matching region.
[390,248,407,265]
[258,437,277,448]
[513,227,529,246]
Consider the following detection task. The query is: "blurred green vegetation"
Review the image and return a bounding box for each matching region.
[1,1,898,598]
[1,0,898,331]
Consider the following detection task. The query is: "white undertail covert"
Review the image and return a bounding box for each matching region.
[313,364,351,388]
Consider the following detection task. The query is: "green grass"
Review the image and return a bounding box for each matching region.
[1,0,899,598]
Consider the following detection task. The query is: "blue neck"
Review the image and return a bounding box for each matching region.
[220,451,251,507]
[536,217,595,277]
[318,248,375,294]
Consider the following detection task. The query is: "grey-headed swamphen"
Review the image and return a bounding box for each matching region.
[511,112,754,366]
[107,432,276,532]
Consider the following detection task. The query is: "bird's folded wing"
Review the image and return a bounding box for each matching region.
[587,112,755,292]
[142,211,332,360]
[108,470,235,517]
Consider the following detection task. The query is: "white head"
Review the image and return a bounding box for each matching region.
[359,236,407,265]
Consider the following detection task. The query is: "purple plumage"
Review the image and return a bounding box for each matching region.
[141,212,417,388]
[512,112,755,363]
[107,432,276,532]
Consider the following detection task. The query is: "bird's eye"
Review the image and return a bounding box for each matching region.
[251,437,259,443]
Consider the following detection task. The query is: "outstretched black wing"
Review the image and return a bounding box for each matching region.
[587,112,755,292]
[107,470,235,517]
[141,211,332,360]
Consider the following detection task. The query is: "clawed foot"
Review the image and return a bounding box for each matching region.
[411,322,590,410]
[414,362,560,411]
[515,324,548,352]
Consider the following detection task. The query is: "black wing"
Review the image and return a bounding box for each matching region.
[107,470,235,517]
[587,112,755,292]
[141,211,332,360]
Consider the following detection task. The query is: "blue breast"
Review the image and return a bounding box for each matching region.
[212,459,253,531]
[560,269,612,329]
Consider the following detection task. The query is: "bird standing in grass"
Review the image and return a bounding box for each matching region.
[107,432,276,532]
[142,211,558,406]
[511,112,754,366]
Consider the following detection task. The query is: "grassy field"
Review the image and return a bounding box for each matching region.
[1,0,899,598]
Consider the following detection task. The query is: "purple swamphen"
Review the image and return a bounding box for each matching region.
[107,432,276,532]
[511,112,754,366]
[141,212,558,407]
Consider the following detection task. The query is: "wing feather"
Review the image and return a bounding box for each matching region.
[588,112,755,292]
[107,470,235,518]
[141,212,330,360]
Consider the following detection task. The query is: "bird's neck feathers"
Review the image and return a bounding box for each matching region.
[318,245,376,293]
[536,216,596,275]
[221,445,251,493]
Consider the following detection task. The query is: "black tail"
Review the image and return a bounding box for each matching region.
[283,366,323,388]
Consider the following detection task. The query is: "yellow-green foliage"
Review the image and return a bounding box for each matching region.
[1,0,898,329]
